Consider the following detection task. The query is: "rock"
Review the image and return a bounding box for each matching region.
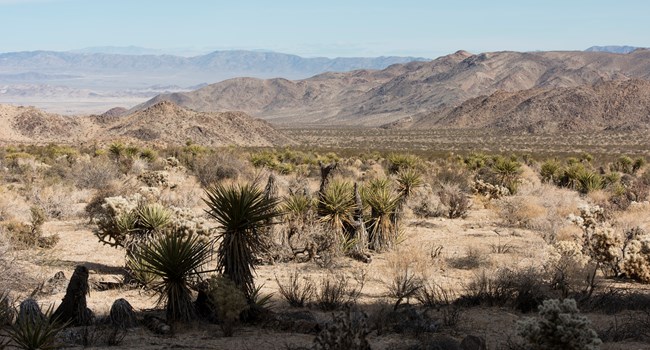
[461,335,486,350]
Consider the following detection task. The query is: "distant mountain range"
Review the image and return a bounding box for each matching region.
[0,49,425,114]
[137,49,650,131]
[0,49,425,85]
[585,45,645,54]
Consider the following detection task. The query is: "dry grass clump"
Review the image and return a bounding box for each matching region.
[499,182,582,243]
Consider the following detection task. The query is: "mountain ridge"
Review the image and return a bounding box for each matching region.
[137,49,650,126]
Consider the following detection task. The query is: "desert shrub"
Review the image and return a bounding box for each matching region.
[193,152,246,187]
[437,184,470,219]
[385,265,423,310]
[72,157,120,190]
[517,298,601,350]
[458,268,549,312]
[497,196,548,230]
[315,274,364,311]
[416,281,455,308]
[611,155,634,174]
[29,184,78,220]
[313,308,370,350]
[275,271,314,307]
[435,163,471,191]
[548,240,598,298]
[250,151,279,169]
[3,207,58,249]
[206,275,249,337]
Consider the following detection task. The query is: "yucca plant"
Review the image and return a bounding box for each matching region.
[5,304,66,350]
[317,180,356,252]
[576,170,603,194]
[134,231,213,322]
[363,179,402,252]
[282,191,314,221]
[395,168,423,201]
[540,159,562,184]
[134,203,172,236]
[107,142,125,161]
[492,157,522,191]
[387,153,420,174]
[204,183,279,300]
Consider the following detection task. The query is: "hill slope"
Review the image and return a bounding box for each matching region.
[139,49,650,126]
[410,79,650,133]
[0,102,292,146]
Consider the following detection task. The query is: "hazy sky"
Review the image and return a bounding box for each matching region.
[0,0,648,58]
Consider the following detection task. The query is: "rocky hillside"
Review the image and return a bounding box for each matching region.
[408,79,650,133]
[0,102,292,146]
[139,49,650,126]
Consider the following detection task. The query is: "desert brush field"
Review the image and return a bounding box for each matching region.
[1,140,650,349]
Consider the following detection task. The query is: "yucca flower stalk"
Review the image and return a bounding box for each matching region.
[204,183,279,300]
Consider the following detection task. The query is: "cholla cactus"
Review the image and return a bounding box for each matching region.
[622,235,650,283]
[472,179,510,199]
[517,298,601,350]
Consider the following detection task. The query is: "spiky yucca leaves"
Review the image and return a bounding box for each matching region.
[135,231,213,323]
[5,305,66,350]
[133,203,172,239]
[108,142,125,160]
[204,183,279,300]
[576,171,603,194]
[395,168,423,200]
[387,153,421,174]
[492,157,522,193]
[282,191,314,221]
[281,191,315,245]
[363,179,402,252]
[317,180,356,252]
[540,159,562,184]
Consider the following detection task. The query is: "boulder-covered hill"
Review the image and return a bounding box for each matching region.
[0,102,293,146]
[407,79,650,133]
[137,49,650,126]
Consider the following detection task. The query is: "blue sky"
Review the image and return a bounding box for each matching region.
[0,0,648,58]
